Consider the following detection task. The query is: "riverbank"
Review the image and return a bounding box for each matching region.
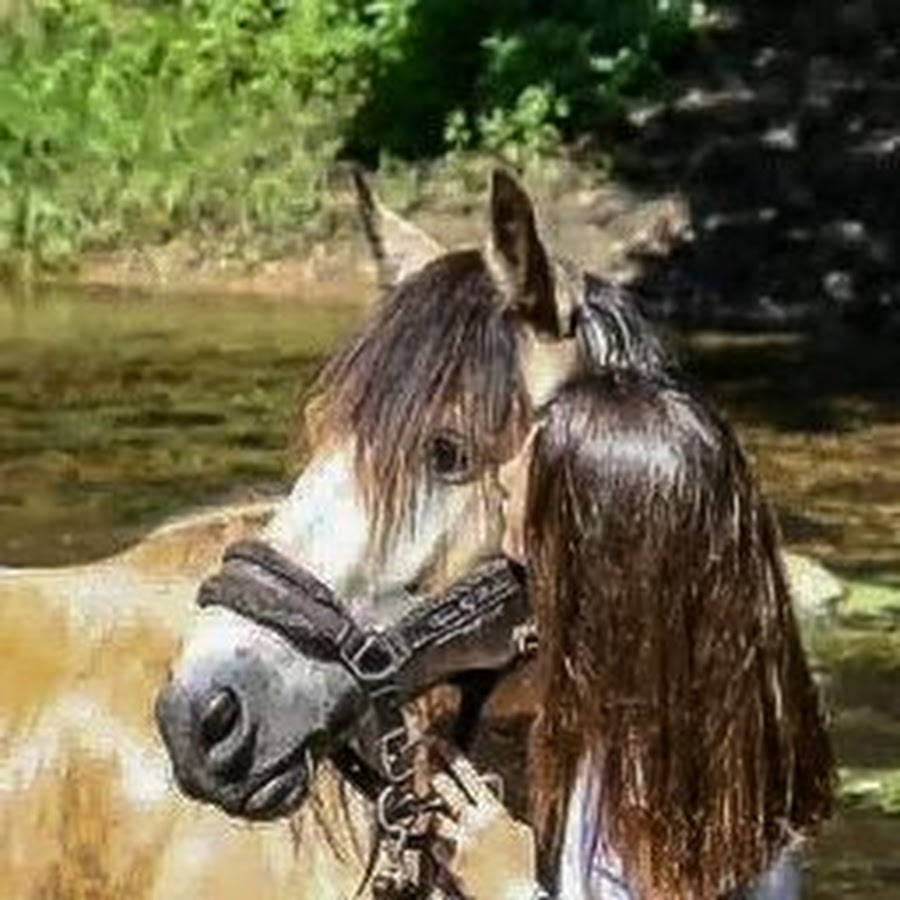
[40,164,689,307]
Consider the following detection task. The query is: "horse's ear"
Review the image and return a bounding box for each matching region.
[486,169,568,337]
[351,168,445,291]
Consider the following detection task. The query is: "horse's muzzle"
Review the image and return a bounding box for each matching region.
[154,604,364,820]
[154,542,532,823]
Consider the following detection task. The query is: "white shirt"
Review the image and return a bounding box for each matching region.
[556,755,801,900]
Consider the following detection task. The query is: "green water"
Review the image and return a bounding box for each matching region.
[0,286,361,567]
[1,286,898,896]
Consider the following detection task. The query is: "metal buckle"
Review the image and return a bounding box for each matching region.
[379,725,416,783]
[341,631,410,683]
[376,784,419,836]
[513,621,539,657]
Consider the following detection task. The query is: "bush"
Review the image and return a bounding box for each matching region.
[0,0,374,266]
[0,0,698,270]
[349,0,696,159]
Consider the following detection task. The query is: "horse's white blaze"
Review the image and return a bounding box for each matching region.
[264,442,371,598]
[264,439,497,601]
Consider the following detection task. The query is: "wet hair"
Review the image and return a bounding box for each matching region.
[526,371,834,899]
[306,251,667,557]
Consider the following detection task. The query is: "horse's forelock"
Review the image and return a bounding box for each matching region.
[303,250,529,555]
[302,257,667,559]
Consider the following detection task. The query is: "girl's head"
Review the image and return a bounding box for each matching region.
[518,370,833,899]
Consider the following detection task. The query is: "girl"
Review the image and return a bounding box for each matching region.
[433,370,834,899]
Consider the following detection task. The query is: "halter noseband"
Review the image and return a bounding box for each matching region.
[197,539,535,897]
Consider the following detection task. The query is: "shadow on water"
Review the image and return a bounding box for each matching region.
[673,327,897,432]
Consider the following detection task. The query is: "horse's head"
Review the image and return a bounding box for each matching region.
[155,170,666,821]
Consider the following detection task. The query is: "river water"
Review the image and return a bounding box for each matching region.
[1,284,898,897]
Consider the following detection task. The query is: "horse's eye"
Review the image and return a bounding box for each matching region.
[427,431,474,483]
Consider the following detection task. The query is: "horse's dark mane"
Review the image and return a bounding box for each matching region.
[306,250,666,553]
[525,371,834,899]
[576,273,668,375]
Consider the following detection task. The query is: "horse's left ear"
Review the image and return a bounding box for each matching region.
[351,168,445,292]
[486,169,571,338]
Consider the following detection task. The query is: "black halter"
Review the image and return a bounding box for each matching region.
[197,539,535,897]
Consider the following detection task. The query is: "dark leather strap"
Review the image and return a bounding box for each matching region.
[198,540,530,696]
[198,540,357,662]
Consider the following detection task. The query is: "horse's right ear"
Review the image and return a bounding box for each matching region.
[486,168,569,337]
[351,168,445,292]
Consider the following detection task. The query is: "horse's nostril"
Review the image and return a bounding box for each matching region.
[197,686,257,783]
[200,687,241,749]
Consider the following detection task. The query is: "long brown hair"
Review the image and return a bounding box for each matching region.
[526,371,834,899]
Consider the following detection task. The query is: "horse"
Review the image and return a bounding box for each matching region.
[155,169,832,898]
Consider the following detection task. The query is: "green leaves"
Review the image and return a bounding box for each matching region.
[0,0,369,268]
[457,85,570,169]
[0,0,700,272]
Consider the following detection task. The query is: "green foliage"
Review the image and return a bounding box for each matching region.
[0,0,698,271]
[352,0,697,159]
[0,0,373,268]
[446,85,570,170]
